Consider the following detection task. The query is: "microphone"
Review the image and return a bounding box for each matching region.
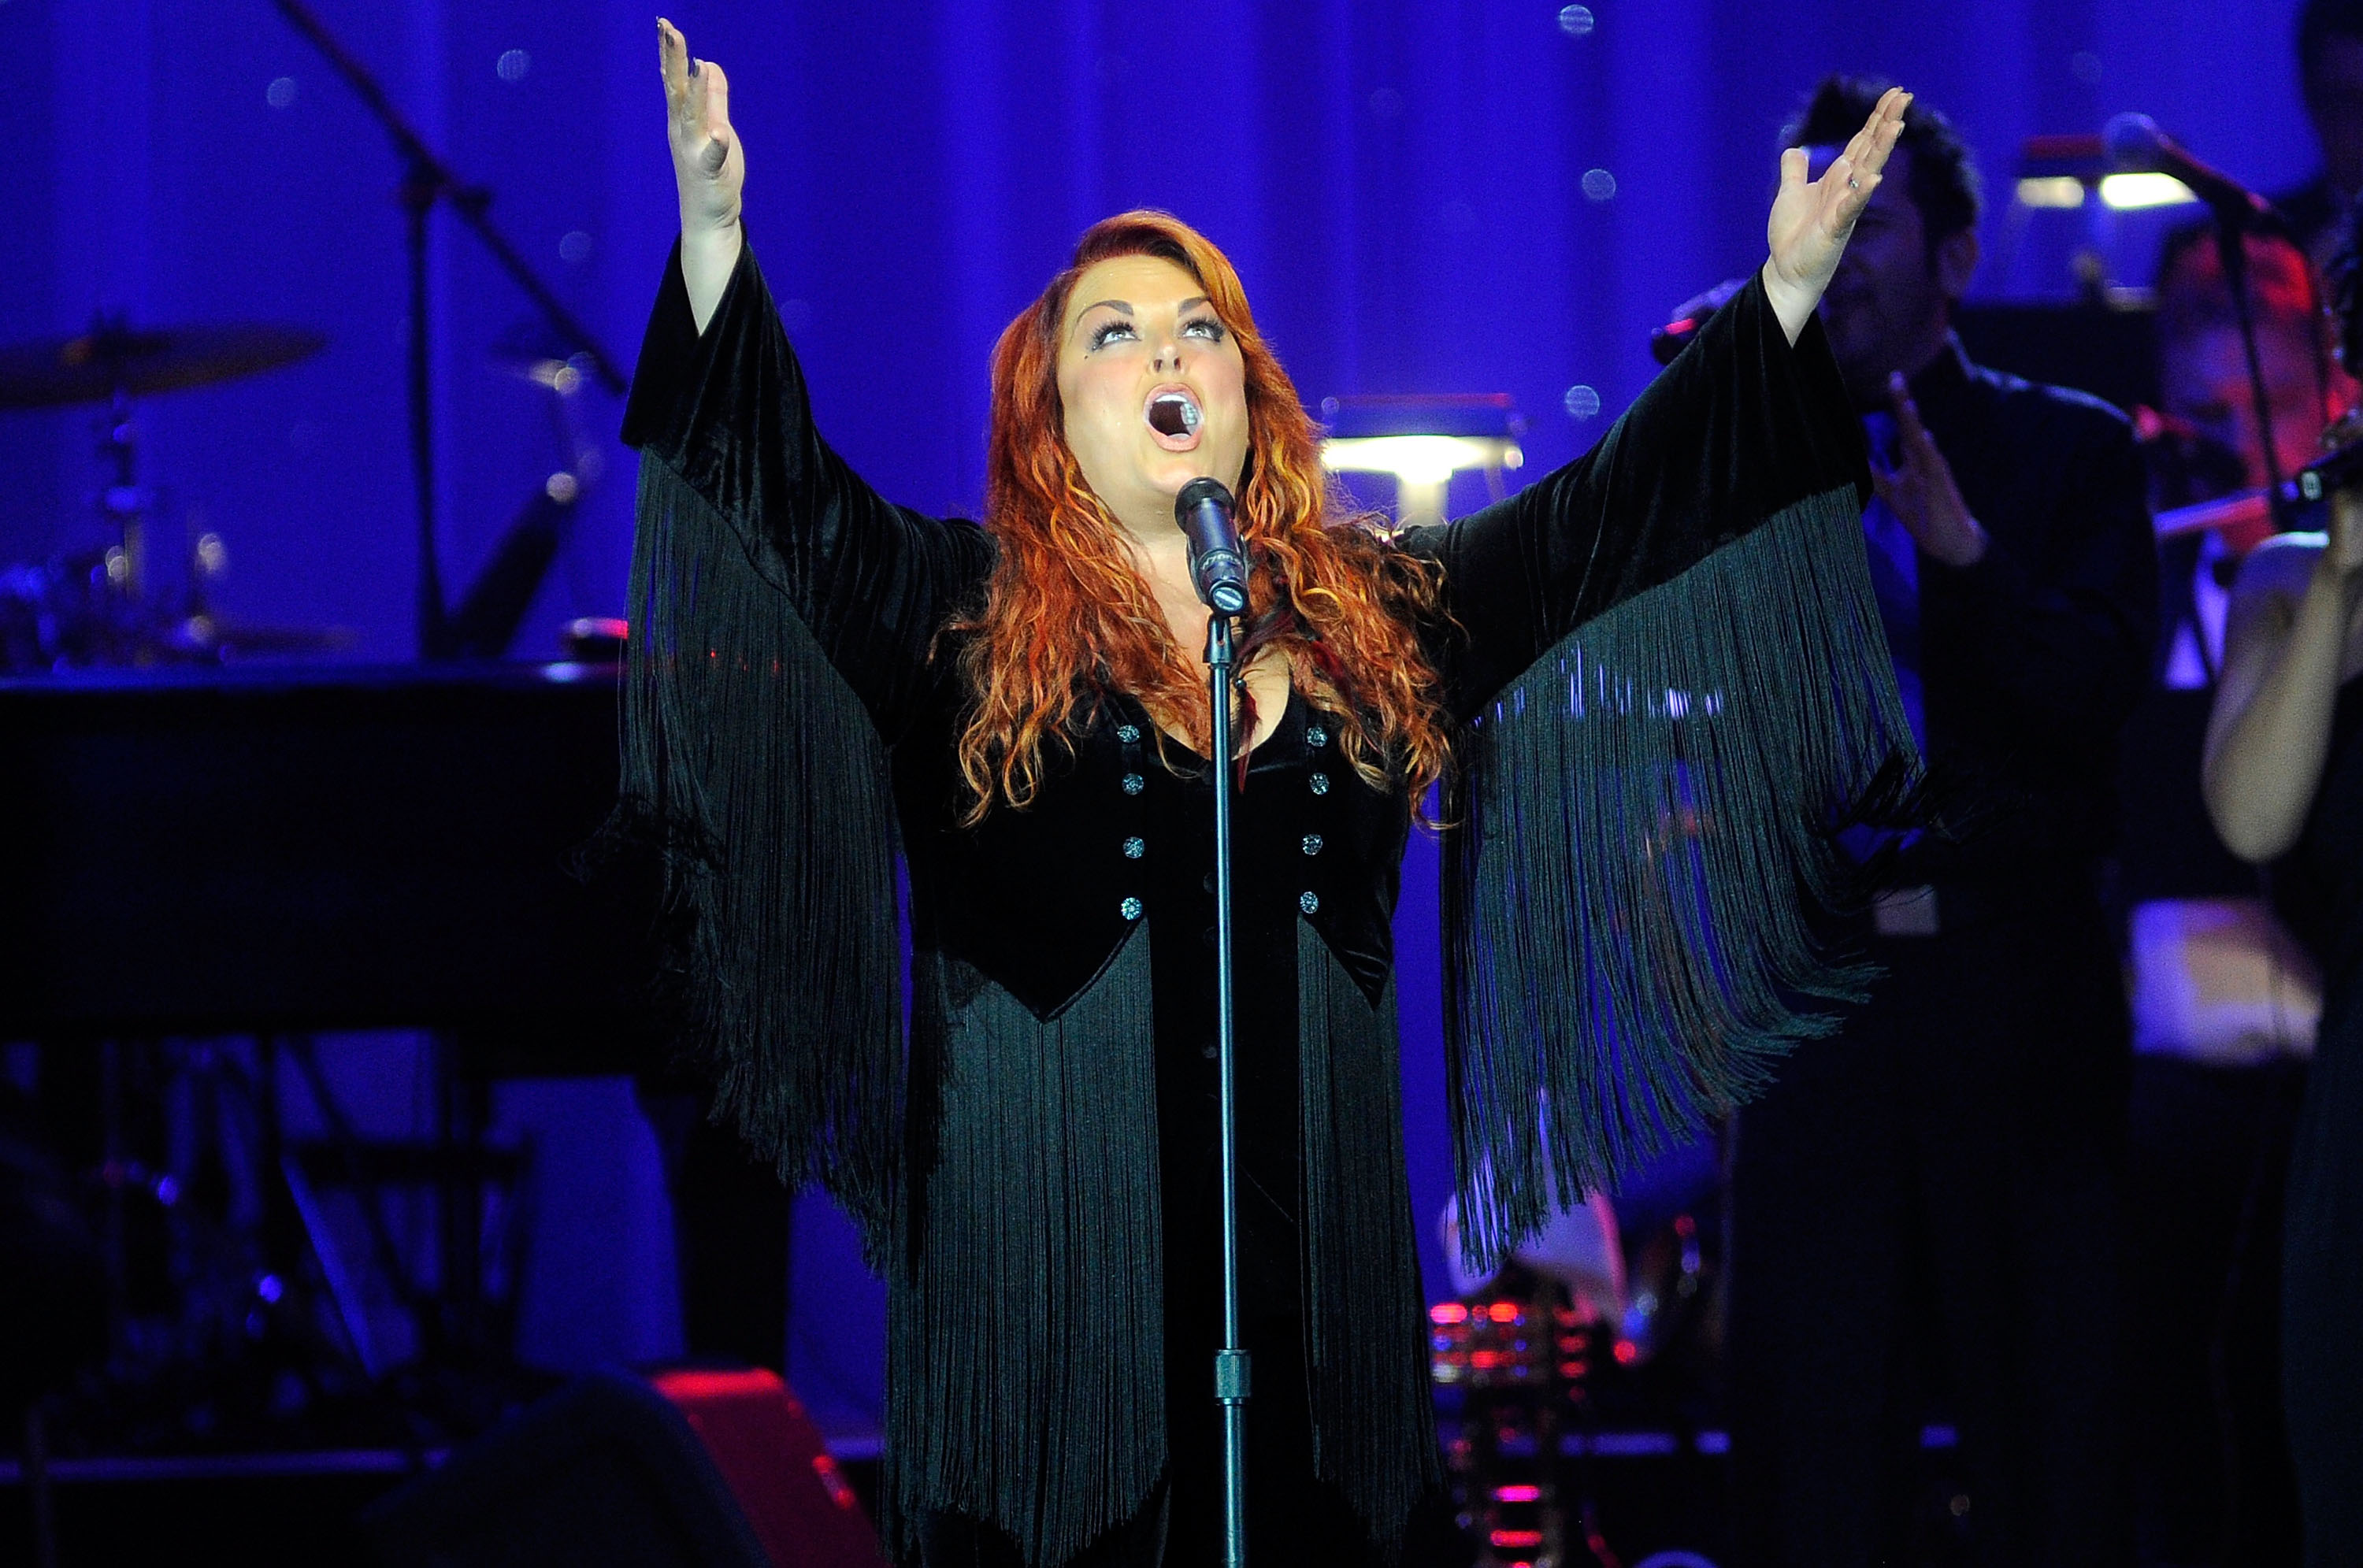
[2102,113,2276,228]
[1174,476,1250,617]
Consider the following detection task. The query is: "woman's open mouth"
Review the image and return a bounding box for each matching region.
[1144,384,1204,450]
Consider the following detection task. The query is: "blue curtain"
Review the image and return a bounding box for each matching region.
[0,0,2324,1420]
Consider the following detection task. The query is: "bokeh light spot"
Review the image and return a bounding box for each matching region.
[1558,6,1595,37]
[266,76,298,109]
[1564,384,1602,420]
[496,49,532,83]
[558,229,592,264]
[1582,167,1618,202]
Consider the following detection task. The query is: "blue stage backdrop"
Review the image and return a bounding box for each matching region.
[0,0,2323,1429]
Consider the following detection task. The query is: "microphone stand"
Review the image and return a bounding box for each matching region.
[1202,606,1251,1568]
[2213,217,2294,533]
[271,0,627,658]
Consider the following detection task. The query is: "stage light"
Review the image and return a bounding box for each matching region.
[2098,172,2199,209]
[1320,394,1524,528]
[2016,134,2200,211]
[1323,435,1508,487]
[2014,176,2087,209]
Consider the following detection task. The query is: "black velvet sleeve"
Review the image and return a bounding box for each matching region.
[1400,270,1869,721]
[609,235,987,1239]
[1408,272,1922,1271]
[621,234,992,740]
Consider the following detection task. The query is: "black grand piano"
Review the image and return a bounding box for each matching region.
[0,659,658,1063]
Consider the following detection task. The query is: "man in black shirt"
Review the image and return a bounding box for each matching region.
[1725,78,2157,1567]
[2274,0,2363,272]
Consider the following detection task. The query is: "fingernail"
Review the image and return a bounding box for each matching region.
[687,55,699,76]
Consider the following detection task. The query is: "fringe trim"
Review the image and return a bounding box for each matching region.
[609,454,905,1251]
[1442,484,1919,1271]
[1300,921,1445,1559]
[885,925,1165,1568]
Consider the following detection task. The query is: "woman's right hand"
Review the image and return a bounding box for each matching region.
[659,17,744,329]
[662,18,741,228]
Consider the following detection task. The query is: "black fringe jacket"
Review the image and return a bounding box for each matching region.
[615,237,1910,1565]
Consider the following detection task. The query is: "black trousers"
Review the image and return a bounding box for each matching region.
[1727,895,2131,1567]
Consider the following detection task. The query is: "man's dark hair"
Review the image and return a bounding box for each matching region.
[1783,76,1983,263]
[2300,0,2363,91]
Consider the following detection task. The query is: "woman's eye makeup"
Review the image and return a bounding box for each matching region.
[1082,313,1226,350]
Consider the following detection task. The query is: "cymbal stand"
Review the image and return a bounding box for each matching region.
[271,0,626,659]
[98,380,147,602]
[71,317,154,615]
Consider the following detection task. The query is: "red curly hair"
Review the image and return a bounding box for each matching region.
[952,210,1452,822]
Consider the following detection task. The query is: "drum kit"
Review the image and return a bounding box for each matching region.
[0,309,618,672]
[0,314,340,672]
[5,0,629,677]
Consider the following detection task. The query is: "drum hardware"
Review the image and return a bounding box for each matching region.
[271,0,625,659]
[417,332,610,661]
[1433,1266,1597,1568]
[0,319,327,413]
[30,1034,535,1461]
[1614,1214,1706,1370]
[559,617,630,664]
[0,316,339,671]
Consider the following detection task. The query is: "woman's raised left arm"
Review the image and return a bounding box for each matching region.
[1410,93,1923,1271]
[1406,91,1908,717]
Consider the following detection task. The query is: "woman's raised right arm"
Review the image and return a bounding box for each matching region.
[2204,495,2363,862]
[611,24,970,1230]
[628,20,989,734]
[660,19,744,332]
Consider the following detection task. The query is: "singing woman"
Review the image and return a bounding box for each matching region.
[621,20,1913,1566]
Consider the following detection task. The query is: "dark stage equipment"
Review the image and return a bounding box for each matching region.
[0,662,654,1046]
[361,1367,881,1568]
[269,0,625,661]
[0,317,331,667]
[0,662,665,1476]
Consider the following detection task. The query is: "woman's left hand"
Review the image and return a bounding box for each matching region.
[1761,86,1912,343]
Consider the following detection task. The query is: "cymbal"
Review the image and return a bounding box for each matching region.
[0,322,327,410]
